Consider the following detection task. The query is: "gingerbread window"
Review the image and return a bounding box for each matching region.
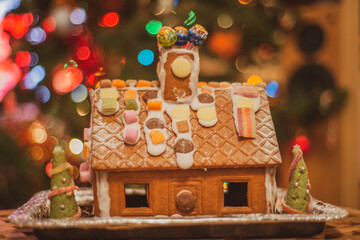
[124,184,149,208]
[223,182,248,207]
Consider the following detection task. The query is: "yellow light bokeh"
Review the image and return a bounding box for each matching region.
[247,75,263,85]
[217,14,233,29]
[31,146,44,161]
[238,0,253,5]
[30,123,47,144]
[69,138,83,155]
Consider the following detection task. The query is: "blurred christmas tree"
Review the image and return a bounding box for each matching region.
[0,0,346,209]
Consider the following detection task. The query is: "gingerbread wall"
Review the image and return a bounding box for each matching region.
[93,168,266,217]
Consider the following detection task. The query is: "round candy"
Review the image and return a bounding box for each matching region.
[197,106,216,122]
[189,24,208,46]
[174,26,189,46]
[171,57,192,78]
[157,26,177,48]
[171,106,190,120]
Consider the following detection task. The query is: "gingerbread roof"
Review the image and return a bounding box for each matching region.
[89,86,281,171]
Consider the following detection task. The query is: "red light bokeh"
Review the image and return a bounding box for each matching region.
[101,12,119,27]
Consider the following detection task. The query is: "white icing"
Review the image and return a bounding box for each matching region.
[158,48,199,103]
[190,88,215,111]
[121,88,141,145]
[265,167,278,213]
[175,149,195,169]
[233,86,261,112]
[190,88,218,128]
[164,102,194,169]
[97,99,120,116]
[144,128,167,156]
[144,95,168,156]
[96,171,110,217]
[199,118,218,127]
[231,90,241,135]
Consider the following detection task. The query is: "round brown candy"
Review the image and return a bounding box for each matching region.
[174,138,194,153]
[100,79,112,88]
[198,93,214,103]
[146,118,165,129]
[208,81,220,88]
[142,90,158,103]
[126,79,137,87]
[176,190,196,213]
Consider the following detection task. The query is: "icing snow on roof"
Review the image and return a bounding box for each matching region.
[89,87,281,171]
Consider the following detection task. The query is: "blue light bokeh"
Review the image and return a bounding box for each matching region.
[138,49,154,66]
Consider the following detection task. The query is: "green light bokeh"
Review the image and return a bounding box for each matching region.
[146,20,162,35]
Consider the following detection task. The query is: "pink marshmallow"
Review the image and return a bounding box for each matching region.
[80,170,92,183]
[83,128,90,142]
[80,161,89,171]
[79,161,91,183]
[123,110,138,124]
[124,127,139,144]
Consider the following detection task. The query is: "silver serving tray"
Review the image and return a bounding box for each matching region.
[9,188,348,239]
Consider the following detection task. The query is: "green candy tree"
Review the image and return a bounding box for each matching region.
[49,146,79,219]
[284,145,311,214]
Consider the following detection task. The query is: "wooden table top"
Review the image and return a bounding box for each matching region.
[1,208,360,239]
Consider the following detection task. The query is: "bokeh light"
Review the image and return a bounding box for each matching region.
[23,65,46,89]
[266,80,280,98]
[52,66,83,94]
[294,135,310,153]
[258,43,274,60]
[0,59,21,101]
[2,13,33,39]
[71,84,88,103]
[35,85,51,103]
[30,122,47,144]
[76,100,90,116]
[217,14,233,29]
[31,146,44,161]
[235,55,250,73]
[238,0,253,5]
[138,49,154,66]
[26,27,46,45]
[0,32,11,62]
[101,12,119,27]
[15,51,31,67]
[69,138,83,155]
[146,20,162,35]
[247,75,263,85]
[43,17,56,33]
[70,8,87,25]
[208,31,241,59]
[21,103,40,121]
[29,52,39,66]
[76,46,90,61]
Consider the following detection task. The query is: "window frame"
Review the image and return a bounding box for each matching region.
[220,178,252,214]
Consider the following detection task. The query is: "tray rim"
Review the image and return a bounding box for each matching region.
[9,188,349,230]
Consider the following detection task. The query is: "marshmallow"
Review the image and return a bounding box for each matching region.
[124,128,139,144]
[123,110,138,124]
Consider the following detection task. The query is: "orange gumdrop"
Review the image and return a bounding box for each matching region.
[198,82,208,88]
[112,79,126,88]
[149,130,166,144]
[125,90,137,101]
[138,80,152,87]
[147,100,162,110]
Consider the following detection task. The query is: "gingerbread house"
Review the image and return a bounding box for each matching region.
[82,46,281,217]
